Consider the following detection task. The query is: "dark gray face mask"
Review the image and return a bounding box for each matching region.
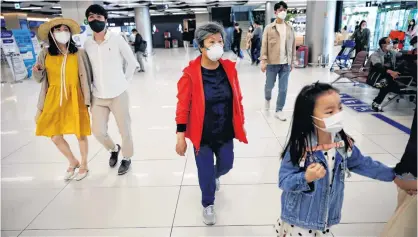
[89,20,106,33]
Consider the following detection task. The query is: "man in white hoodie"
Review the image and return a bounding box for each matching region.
[84,4,139,175]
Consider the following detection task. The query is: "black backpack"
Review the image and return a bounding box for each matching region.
[139,40,147,53]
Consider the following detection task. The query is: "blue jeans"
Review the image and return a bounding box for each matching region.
[194,140,234,207]
[265,64,291,112]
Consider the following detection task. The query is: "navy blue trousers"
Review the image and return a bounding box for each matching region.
[194,140,234,207]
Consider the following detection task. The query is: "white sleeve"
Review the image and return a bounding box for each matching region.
[411,25,418,37]
[118,35,139,81]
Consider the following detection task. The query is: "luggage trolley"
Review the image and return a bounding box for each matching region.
[330,40,356,72]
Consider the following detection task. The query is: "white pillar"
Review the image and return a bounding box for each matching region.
[134,7,153,54]
[265,1,276,25]
[60,1,102,47]
[195,13,210,28]
[60,1,99,25]
[305,1,336,64]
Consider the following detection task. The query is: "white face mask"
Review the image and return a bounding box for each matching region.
[206,43,224,61]
[53,31,71,44]
[277,11,287,20]
[312,111,344,134]
[386,44,393,51]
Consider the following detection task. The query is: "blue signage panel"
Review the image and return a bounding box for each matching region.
[350,105,375,113]
[340,93,354,100]
[11,29,36,77]
[342,98,366,105]
[19,19,28,29]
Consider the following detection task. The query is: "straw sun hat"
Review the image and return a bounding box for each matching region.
[38,18,81,41]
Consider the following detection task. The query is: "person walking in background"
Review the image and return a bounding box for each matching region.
[175,22,248,226]
[260,1,296,121]
[84,4,139,175]
[182,28,190,49]
[132,28,146,72]
[351,20,370,56]
[251,21,262,65]
[406,19,417,42]
[33,18,92,181]
[245,25,253,58]
[354,20,360,31]
[231,22,242,58]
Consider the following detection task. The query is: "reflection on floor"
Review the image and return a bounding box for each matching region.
[1,48,415,237]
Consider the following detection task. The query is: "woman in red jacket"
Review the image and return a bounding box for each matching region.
[175,22,248,226]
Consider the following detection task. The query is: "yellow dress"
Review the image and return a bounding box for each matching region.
[36,53,91,137]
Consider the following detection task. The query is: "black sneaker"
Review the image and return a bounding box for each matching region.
[118,159,131,175]
[109,144,121,168]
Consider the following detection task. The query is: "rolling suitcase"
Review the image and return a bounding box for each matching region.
[164,40,171,49]
[295,45,309,68]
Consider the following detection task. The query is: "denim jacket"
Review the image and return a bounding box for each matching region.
[279,136,395,230]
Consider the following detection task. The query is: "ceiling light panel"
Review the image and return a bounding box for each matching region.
[19,7,43,10]
[165,8,182,12]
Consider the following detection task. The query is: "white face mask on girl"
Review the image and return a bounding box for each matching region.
[206,43,224,61]
[312,111,344,134]
[53,31,71,44]
[277,11,287,20]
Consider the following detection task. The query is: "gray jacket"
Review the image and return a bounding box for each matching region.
[369,48,402,70]
[33,48,93,111]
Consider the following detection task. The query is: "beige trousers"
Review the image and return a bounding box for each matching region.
[380,188,417,237]
[91,91,133,158]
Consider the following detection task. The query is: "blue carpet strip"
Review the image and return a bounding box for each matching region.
[372,113,411,135]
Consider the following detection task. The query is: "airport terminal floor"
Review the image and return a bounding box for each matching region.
[1,48,415,236]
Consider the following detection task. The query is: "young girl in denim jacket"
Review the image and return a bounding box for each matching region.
[276,83,395,236]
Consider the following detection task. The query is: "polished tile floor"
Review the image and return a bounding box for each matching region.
[1,48,415,237]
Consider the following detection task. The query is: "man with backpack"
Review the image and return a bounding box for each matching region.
[132,29,146,72]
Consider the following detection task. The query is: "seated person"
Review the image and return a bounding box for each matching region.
[369,37,406,112]
[401,36,417,64]
[392,39,400,52]
[410,36,417,55]
[401,37,417,82]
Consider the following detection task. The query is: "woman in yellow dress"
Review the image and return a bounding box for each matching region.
[33,18,92,181]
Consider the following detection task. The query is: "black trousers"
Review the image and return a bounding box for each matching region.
[355,44,368,57]
[373,76,414,104]
[251,46,260,64]
[394,108,417,177]
[374,77,399,104]
[231,41,241,56]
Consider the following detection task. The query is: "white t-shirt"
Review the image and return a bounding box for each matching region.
[275,23,288,64]
[323,148,336,185]
[84,31,139,99]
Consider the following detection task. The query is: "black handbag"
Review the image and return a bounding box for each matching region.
[367,64,388,88]
[139,40,147,53]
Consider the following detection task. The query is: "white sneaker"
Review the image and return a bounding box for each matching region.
[265,100,270,111]
[74,169,89,181]
[274,111,287,121]
[203,205,216,225]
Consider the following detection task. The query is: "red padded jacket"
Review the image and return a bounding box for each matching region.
[175,56,248,152]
